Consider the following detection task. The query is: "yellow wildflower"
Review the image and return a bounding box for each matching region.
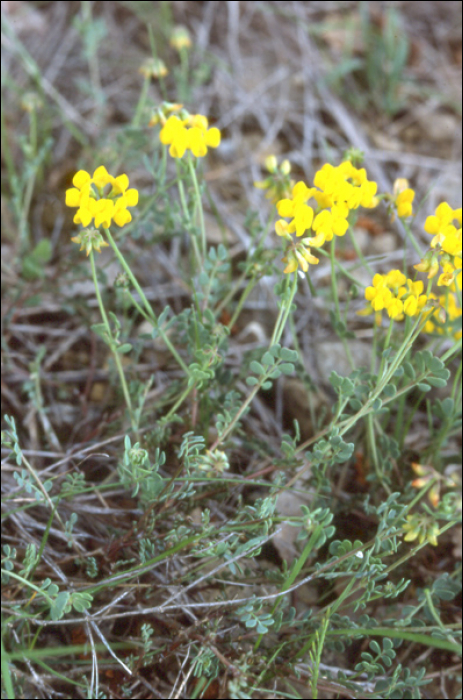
[139,57,168,79]
[170,25,192,51]
[159,112,221,159]
[65,167,138,230]
[392,178,415,218]
[402,514,439,547]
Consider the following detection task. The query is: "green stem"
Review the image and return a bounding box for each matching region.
[330,237,341,320]
[377,318,395,379]
[132,76,150,128]
[89,250,136,431]
[254,524,324,652]
[226,276,258,330]
[187,155,206,257]
[176,166,202,269]
[211,272,299,450]
[271,272,298,346]
[103,227,190,375]
[214,267,251,317]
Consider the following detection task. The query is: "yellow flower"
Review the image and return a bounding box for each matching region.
[65,167,138,230]
[441,227,462,257]
[312,161,377,210]
[139,57,168,79]
[424,202,461,253]
[282,243,319,274]
[396,189,415,218]
[438,262,457,288]
[159,115,189,158]
[92,165,115,191]
[365,274,392,311]
[392,178,415,218]
[360,270,429,324]
[424,201,455,235]
[402,514,439,547]
[275,219,291,240]
[386,297,404,320]
[170,25,192,51]
[277,182,315,237]
[410,463,441,507]
[159,112,221,159]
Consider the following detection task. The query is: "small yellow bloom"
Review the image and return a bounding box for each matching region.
[20,92,43,113]
[139,57,168,79]
[159,112,221,159]
[392,178,415,218]
[403,514,439,546]
[282,242,319,274]
[386,297,404,320]
[265,155,278,173]
[170,25,192,51]
[396,188,415,218]
[385,269,406,289]
[275,219,291,239]
[438,262,457,287]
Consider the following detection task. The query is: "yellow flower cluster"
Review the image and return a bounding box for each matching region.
[65,166,138,229]
[359,270,428,323]
[359,200,462,335]
[402,513,439,547]
[415,202,462,288]
[159,112,221,159]
[274,160,378,274]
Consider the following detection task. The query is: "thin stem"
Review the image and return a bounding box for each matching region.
[271,272,298,346]
[211,272,299,450]
[176,164,202,269]
[330,237,341,320]
[103,227,190,375]
[132,75,150,128]
[89,250,136,431]
[226,276,258,330]
[187,155,206,258]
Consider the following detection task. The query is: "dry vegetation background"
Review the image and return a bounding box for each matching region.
[1,1,462,699]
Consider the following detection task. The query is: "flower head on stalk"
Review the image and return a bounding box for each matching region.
[157,108,221,159]
[415,202,462,287]
[424,284,462,340]
[402,513,439,547]
[170,25,192,51]
[274,159,378,275]
[65,166,138,233]
[275,219,319,274]
[139,57,168,79]
[358,270,429,325]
